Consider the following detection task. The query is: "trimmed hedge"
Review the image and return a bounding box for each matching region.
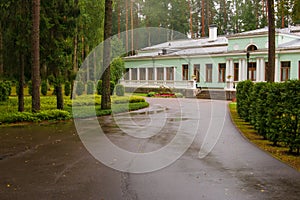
[0,81,11,102]
[236,80,300,154]
[41,80,48,96]
[87,81,95,95]
[64,81,71,96]
[75,81,85,96]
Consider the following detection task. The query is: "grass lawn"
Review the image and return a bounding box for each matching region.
[229,102,300,171]
[0,92,149,125]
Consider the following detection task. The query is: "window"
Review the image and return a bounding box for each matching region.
[206,64,213,82]
[194,64,200,82]
[248,62,256,81]
[234,63,239,81]
[124,68,130,80]
[140,68,146,80]
[247,45,258,52]
[131,68,137,80]
[281,61,290,81]
[166,67,174,80]
[182,64,189,80]
[218,63,226,82]
[157,67,164,80]
[148,68,154,80]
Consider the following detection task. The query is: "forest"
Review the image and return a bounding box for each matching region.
[0,0,300,112]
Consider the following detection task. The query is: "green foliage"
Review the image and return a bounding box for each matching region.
[64,81,71,96]
[175,93,184,98]
[147,92,157,97]
[110,81,115,95]
[236,80,300,154]
[111,57,125,83]
[41,80,48,96]
[75,81,85,96]
[115,84,125,96]
[0,81,10,101]
[28,81,32,96]
[87,81,95,95]
[236,80,253,121]
[97,80,102,95]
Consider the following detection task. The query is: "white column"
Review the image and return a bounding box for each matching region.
[164,67,167,81]
[261,58,265,81]
[129,68,132,81]
[173,67,176,81]
[275,57,279,82]
[154,67,157,81]
[241,59,247,81]
[238,59,243,81]
[137,68,140,81]
[256,58,261,82]
[226,60,230,77]
[145,68,148,81]
[229,59,234,77]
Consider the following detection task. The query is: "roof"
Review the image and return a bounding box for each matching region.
[125,26,300,60]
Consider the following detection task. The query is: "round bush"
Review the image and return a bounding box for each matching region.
[97,80,102,95]
[64,81,71,96]
[41,80,48,96]
[75,81,85,96]
[0,82,10,101]
[115,84,125,96]
[87,81,95,95]
[110,81,116,95]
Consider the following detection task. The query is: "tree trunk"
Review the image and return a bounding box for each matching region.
[0,23,3,76]
[73,30,78,73]
[267,0,275,82]
[125,0,129,53]
[188,0,194,38]
[18,54,25,112]
[118,0,121,39]
[32,0,41,112]
[101,0,113,110]
[56,84,64,110]
[130,0,134,53]
[201,0,205,37]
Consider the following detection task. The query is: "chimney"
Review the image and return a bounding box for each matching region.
[209,24,218,42]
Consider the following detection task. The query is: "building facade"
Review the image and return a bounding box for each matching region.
[122,26,300,92]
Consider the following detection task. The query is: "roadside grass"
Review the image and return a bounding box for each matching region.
[229,102,300,171]
[0,94,148,124]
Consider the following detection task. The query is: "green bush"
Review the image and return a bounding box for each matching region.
[64,81,71,96]
[147,92,157,97]
[115,84,125,96]
[110,81,115,95]
[75,81,85,96]
[175,93,184,98]
[97,80,102,95]
[41,80,48,96]
[87,81,95,95]
[4,81,12,96]
[236,80,253,121]
[0,82,10,101]
[28,81,32,96]
[236,80,300,154]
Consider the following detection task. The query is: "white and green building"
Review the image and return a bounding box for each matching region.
[122,25,300,96]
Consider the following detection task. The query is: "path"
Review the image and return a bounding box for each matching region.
[0,98,299,200]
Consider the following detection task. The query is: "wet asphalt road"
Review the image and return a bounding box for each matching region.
[0,98,299,200]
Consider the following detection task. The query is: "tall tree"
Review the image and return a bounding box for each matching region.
[267,0,275,82]
[32,0,41,112]
[101,0,113,110]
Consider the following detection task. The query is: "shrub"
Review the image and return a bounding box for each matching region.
[87,81,95,95]
[64,81,71,96]
[97,80,102,95]
[4,81,12,96]
[175,93,184,98]
[110,81,115,95]
[75,81,85,96]
[41,80,48,96]
[236,80,253,121]
[28,81,32,96]
[147,92,157,97]
[0,82,10,102]
[115,84,125,96]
